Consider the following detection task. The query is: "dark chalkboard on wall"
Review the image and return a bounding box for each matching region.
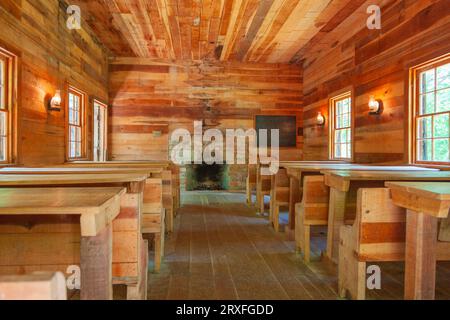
[255,115,297,148]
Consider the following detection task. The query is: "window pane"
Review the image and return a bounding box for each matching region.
[437,63,450,90]
[417,139,432,161]
[436,88,450,113]
[76,142,81,157]
[417,116,432,139]
[73,95,79,110]
[341,114,350,128]
[69,109,74,125]
[334,144,341,158]
[420,69,435,93]
[0,59,4,110]
[433,114,449,138]
[0,112,6,137]
[75,126,81,142]
[335,130,341,143]
[70,141,76,158]
[336,101,343,115]
[420,93,435,115]
[0,137,5,161]
[434,139,449,162]
[342,99,350,114]
[69,126,75,141]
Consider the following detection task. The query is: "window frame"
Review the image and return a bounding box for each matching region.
[92,99,108,162]
[411,54,450,165]
[329,91,353,161]
[66,86,87,161]
[0,45,18,165]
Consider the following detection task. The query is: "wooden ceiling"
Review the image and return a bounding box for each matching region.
[72,0,361,63]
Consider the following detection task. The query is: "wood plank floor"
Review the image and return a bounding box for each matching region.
[116,191,450,300]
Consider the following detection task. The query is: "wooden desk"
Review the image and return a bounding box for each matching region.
[323,170,450,263]
[281,162,352,233]
[386,182,450,300]
[0,173,149,299]
[278,163,433,236]
[0,272,67,300]
[0,167,162,176]
[66,160,171,169]
[0,187,125,300]
[57,162,180,230]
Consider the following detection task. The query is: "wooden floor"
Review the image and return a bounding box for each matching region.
[122,191,450,300]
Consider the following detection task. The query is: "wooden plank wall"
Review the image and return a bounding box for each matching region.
[109,58,303,161]
[109,58,303,189]
[301,0,450,163]
[0,0,109,165]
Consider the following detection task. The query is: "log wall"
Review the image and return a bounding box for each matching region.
[301,0,450,163]
[0,0,109,165]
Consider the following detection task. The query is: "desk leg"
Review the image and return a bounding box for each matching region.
[326,188,347,263]
[256,179,261,214]
[80,225,113,300]
[289,177,300,232]
[127,238,149,300]
[269,176,275,222]
[405,210,438,300]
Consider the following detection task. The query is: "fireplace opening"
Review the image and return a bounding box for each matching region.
[185,163,229,191]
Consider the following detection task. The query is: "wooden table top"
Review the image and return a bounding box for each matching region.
[0,167,162,175]
[0,187,126,236]
[284,164,438,171]
[279,160,345,166]
[323,170,450,181]
[65,161,171,169]
[0,173,148,186]
[386,182,450,201]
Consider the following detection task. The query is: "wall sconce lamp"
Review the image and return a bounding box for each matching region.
[48,90,62,111]
[316,112,326,126]
[369,96,383,115]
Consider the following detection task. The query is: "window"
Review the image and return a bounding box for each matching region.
[93,100,107,162]
[0,56,7,161]
[0,47,17,163]
[67,87,86,160]
[413,57,450,164]
[330,92,352,160]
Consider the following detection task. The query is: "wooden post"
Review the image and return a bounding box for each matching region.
[405,210,438,300]
[80,225,113,300]
[127,239,149,300]
[326,188,347,263]
[289,176,300,232]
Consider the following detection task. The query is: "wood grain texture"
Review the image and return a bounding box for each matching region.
[70,0,336,63]
[0,0,109,165]
[109,58,303,188]
[300,0,450,163]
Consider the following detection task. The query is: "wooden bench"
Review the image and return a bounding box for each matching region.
[339,187,450,300]
[387,182,450,300]
[279,161,346,238]
[52,162,179,233]
[246,165,257,205]
[0,167,166,275]
[295,176,329,262]
[0,173,149,300]
[270,168,290,232]
[0,272,67,300]
[256,164,271,215]
[322,169,447,263]
[280,163,416,258]
[0,187,125,300]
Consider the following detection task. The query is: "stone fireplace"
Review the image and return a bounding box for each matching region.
[185,163,229,191]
